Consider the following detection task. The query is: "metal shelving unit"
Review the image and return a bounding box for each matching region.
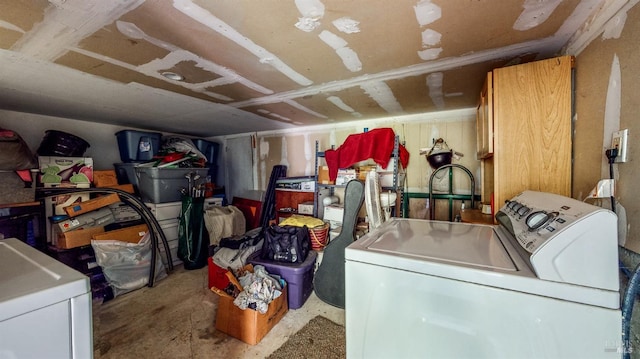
[313,136,404,218]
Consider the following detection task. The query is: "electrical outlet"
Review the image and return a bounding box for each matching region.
[612,129,629,163]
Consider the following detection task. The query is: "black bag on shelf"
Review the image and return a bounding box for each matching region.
[260,224,310,263]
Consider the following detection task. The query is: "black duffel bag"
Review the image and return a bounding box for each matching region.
[260,225,310,263]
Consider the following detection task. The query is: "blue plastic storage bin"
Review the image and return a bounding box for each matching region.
[192,139,220,165]
[115,130,162,163]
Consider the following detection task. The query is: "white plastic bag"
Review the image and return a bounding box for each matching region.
[91,232,167,297]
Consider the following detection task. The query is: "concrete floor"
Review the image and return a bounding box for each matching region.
[92,263,344,358]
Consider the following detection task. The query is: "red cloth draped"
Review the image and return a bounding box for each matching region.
[323,128,409,181]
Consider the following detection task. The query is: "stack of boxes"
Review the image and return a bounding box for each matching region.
[47,192,125,301]
[42,163,143,301]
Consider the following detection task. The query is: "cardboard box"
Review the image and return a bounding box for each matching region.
[275,176,315,192]
[297,201,314,215]
[56,207,115,232]
[108,183,135,194]
[317,165,333,185]
[109,202,142,222]
[63,193,120,217]
[335,168,357,185]
[323,204,344,226]
[214,284,288,345]
[357,165,377,181]
[49,192,91,216]
[92,224,149,244]
[38,156,93,187]
[57,226,106,249]
[93,183,135,194]
[93,170,119,187]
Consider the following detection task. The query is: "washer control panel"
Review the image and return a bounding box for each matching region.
[498,191,597,254]
[496,190,619,290]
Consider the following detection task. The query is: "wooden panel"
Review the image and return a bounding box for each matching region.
[492,56,573,213]
[275,189,314,222]
[476,72,493,159]
[480,157,494,207]
[231,197,262,231]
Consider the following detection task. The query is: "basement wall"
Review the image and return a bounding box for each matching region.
[573,1,639,252]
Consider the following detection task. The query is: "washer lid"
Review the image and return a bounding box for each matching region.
[358,218,516,271]
[0,239,89,322]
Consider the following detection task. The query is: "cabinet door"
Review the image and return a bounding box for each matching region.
[492,56,573,212]
[476,72,494,159]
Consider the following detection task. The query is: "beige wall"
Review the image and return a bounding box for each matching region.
[574,2,639,252]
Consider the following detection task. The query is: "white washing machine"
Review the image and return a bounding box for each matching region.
[0,238,93,358]
[345,191,622,358]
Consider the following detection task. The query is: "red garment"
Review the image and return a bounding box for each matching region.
[324,128,409,181]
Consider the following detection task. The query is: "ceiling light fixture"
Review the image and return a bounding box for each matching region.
[161,71,184,81]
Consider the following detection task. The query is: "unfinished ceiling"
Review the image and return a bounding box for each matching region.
[0,0,624,136]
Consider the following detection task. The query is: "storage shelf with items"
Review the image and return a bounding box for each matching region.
[274,175,331,223]
[313,133,406,220]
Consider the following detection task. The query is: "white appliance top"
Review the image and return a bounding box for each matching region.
[0,239,90,322]
[363,220,515,271]
[346,191,621,309]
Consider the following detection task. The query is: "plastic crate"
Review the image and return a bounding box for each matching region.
[192,139,220,165]
[135,167,207,203]
[115,130,162,163]
[248,250,317,309]
[113,163,140,191]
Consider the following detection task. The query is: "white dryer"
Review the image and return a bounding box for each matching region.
[345,190,622,358]
[0,238,93,358]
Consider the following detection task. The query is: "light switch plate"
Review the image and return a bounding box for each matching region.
[612,129,628,163]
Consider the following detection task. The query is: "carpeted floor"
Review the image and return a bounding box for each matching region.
[267,316,346,359]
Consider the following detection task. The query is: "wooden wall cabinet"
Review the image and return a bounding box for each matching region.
[480,56,574,218]
[476,72,493,159]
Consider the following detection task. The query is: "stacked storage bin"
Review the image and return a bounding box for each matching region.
[192,139,220,184]
[247,251,317,309]
[113,130,162,193]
